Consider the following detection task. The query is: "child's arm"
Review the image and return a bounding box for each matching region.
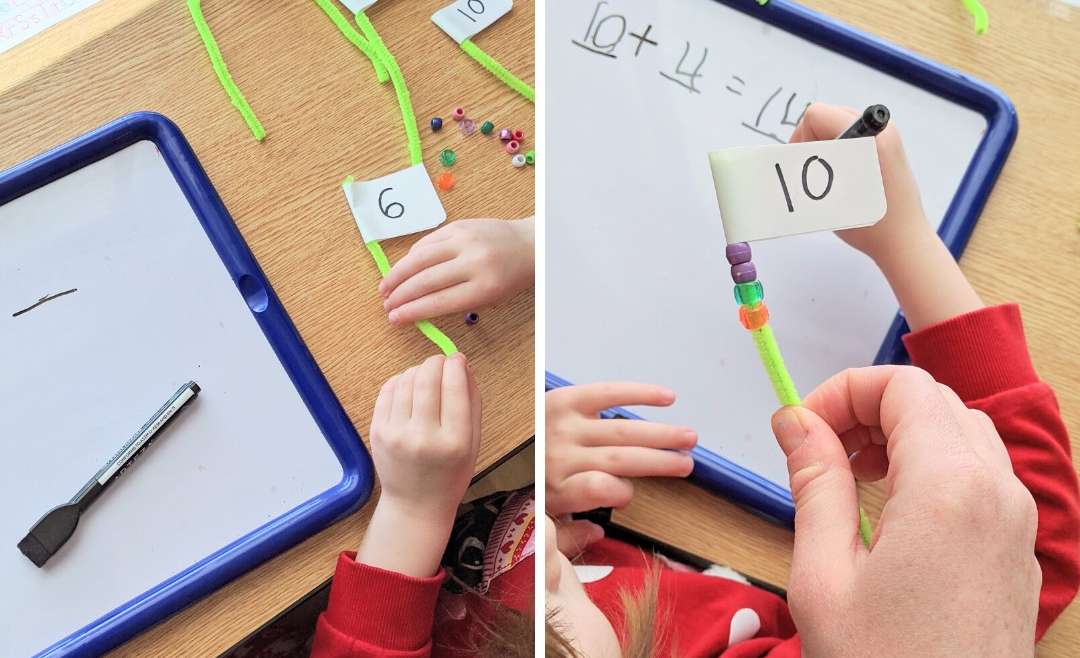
[794,103,1080,640]
[311,353,481,658]
[379,217,534,326]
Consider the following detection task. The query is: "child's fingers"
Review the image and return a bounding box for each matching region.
[555,519,605,559]
[578,446,694,479]
[554,471,635,512]
[387,282,477,325]
[371,376,396,432]
[412,224,457,249]
[563,382,676,415]
[440,353,472,432]
[390,366,418,423]
[411,355,445,422]
[379,243,456,297]
[581,419,697,450]
[466,355,482,453]
[384,260,469,312]
[792,102,859,142]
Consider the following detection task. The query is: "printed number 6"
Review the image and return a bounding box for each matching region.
[379,187,404,219]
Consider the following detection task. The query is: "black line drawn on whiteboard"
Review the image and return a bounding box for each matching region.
[659,41,707,93]
[725,75,746,95]
[741,87,812,143]
[12,288,78,317]
[629,24,658,56]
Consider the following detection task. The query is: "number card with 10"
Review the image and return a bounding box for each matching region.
[432,0,513,44]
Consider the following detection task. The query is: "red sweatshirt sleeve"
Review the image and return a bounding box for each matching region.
[903,303,1080,640]
[310,551,445,658]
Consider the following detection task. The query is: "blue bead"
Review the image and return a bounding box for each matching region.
[431,117,444,131]
[464,312,479,325]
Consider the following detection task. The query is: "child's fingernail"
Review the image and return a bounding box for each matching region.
[681,429,698,446]
[772,407,808,456]
[588,522,604,542]
[388,310,400,324]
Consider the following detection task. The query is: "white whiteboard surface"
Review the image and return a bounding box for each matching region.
[547,0,987,488]
[0,142,343,657]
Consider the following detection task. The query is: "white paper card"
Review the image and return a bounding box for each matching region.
[708,137,887,243]
[432,0,512,44]
[343,164,447,242]
[340,0,377,13]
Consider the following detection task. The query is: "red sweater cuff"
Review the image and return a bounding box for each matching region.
[323,551,445,651]
[902,304,1039,402]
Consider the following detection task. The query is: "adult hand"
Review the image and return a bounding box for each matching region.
[772,366,1040,657]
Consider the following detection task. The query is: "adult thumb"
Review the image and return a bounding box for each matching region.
[772,406,863,578]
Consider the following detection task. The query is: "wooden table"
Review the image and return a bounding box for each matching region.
[613,1,1080,655]
[0,1,534,655]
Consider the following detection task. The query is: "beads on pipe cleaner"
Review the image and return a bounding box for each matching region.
[460,118,477,135]
[739,302,770,331]
[731,261,757,284]
[499,128,513,141]
[439,148,457,166]
[734,280,763,306]
[452,107,466,121]
[506,140,521,154]
[480,120,495,135]
[725,242,752,265]
[511,154,527,168]
[431,117,444,132]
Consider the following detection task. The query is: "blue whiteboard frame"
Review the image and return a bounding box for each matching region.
[0,112,375,657]
[548,0,1017,526]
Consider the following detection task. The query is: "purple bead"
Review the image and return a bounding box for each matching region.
[464,312,480,325]
[731,262,757,284]
[725,242,752,265]
[460,118,476,135]
[498,128,513,141]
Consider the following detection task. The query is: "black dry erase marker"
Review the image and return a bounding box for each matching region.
[838,104,890,139]
[17,381,201,568]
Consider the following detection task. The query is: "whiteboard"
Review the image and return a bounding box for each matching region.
[0,141,343,657]
[546,0,987,488]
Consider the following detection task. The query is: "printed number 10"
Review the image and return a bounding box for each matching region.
[774,156,834,213]
[456,0,486,22]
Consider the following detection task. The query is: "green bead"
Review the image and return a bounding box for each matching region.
[734,281,763,306]
[525,150,535,165]
[480,120,495,135]
[439,148,457,167]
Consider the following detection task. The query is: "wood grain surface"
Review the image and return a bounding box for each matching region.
[611,1,1080,655]
[0,0,534,655]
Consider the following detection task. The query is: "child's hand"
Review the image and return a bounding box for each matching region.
[379,218,534,325]
[789,103,934,263]
[546,383,697,518]
[356,353,481,577]
[773,366,1039,656]
[790,103,982,330]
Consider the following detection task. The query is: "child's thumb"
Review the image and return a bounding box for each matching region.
[772,406,862,582]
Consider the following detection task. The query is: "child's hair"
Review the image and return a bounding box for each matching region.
[543,562,666,658]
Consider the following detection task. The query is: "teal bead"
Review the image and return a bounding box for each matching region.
[480,120,495,135]
[734,281,763,306]
[439,148,457,167]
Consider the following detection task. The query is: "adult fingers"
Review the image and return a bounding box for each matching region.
[580,419,697,450]
[772,406,862,584]
[388,282,477,325]
[384,260,469,313]
[391,366,418,423]
[575,446,694,479]
[555,519,605,559]
[411,355,445,422]
[550,471,635,514]
[379,242,456,298]
[557,381,676,416]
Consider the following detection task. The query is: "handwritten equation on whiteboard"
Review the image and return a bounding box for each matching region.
[0,0,102,56]
[569,1,813,144]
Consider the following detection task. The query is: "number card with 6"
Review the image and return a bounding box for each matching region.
[708,137,887,243]
[432,0,513,44]
[343,164,447,242]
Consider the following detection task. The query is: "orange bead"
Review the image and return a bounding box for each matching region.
[738,302,769,331]
[436,172,455,191]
